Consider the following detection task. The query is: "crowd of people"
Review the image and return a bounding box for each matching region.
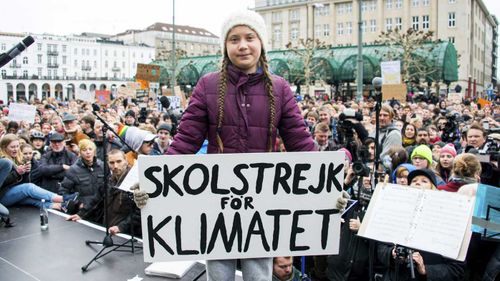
[1,9,499,281]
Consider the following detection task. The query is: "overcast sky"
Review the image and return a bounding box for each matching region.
[1,0,498,37]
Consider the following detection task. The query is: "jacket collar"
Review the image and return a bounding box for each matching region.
[227,63,264,87]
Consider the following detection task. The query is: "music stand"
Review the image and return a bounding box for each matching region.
[81,105,142,272]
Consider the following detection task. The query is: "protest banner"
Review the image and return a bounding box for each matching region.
[7,103,36,123]
[471,184,500,238]
[358,183,474,261]
[116,86,136,98]
[95,90,111,105]
[380,60,406,102]
[138,151,344,262]
[136,63,161,82]
[75,88,95,103]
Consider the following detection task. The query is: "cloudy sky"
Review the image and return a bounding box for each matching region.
[1,0,498,37]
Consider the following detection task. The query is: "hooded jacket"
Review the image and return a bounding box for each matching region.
[391,163,417,184]
[168,65,315,154]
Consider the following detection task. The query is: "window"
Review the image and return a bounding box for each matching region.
[122,51,126,57]
[422,15,429,29]
[385,18,393,31]
[114,50,117,57]
[86,49,90,56]
[37,68,42,78]
[62,45,67,52]
[324,24,330,36]
[1,43,5,51]
[74,48,77,55]
[412,16,419,30]
[361,1,368,12]
[37,54,42,64]
[74,59,77,67]
[412,0,419,7]
[362,20,367,33]
[346,3,352,13]
[386,0,393,9]
[1,69,5,78]
[272,12,281,22]
[290,9,299,21]
[105,60,108,67]
[370,19,377,32]
[290,26,299,40]
[105,50,108,56]
[37,43,42,51]
[337,3,345,15]
[47,69,51,78]
[395,0,402,8]
[448,37,455,43]
[315,24,322,37]
[345,22,352,35]
[448,12,456,27]
[449,0,456,3]
[273,25,282,43]
[23,70,28,78]
[94,49,97,56]
[122,61,126,68]
[370,0,376,11]
[422,0,430,6]
[62,56,67,65]
[62,68,67,78]
[23,57,28,64]
[395,17,402,30]
[337,23,344,35]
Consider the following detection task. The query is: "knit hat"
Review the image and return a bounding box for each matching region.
[440,143,457,157]
[125,110,135,118]
[338,148,352,163]
[220,10,268,53]
[407,169,437,188]
[157,123,172,133]
[411,145,433,166]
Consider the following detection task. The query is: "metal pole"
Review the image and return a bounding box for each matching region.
[171,0,176,96]
[356,0,364,102]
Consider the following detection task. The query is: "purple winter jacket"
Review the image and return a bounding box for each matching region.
[168,64,315,154]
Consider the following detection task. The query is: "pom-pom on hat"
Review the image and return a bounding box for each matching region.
[440,143,457,157]
[220,10,268,53]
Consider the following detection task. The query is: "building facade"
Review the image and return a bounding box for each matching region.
[113,23,219,59]
[255,0,498,94]
[0,32,155,102]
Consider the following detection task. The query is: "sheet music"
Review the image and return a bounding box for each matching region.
[359,183,474,260]
[117,163,139,192]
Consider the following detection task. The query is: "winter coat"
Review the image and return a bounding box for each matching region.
[38,149,77,193]
[168,64,315,154]
[59,157,104,222]
[377,243,464,281]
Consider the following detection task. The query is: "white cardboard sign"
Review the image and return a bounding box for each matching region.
[7,103,36,123]
[138,152,344,262]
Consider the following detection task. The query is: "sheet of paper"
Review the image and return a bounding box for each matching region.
[117,163,139,192]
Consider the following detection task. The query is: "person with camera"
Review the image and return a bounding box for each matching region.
[377,169,465,281]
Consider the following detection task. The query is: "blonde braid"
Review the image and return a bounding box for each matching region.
[260,53,276,152]
[216,56,229,153]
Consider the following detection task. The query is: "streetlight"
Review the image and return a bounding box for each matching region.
[356,0,364,102]
[171,0,176,96]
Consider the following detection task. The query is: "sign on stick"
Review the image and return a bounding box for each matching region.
[7,103,36,123]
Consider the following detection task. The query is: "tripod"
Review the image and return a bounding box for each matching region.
[81,104,142,272]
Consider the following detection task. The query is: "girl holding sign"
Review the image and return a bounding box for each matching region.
[163,9,316,281]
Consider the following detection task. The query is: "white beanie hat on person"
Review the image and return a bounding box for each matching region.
[220,10,268,53]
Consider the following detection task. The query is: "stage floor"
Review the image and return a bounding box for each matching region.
[0,206,207,281]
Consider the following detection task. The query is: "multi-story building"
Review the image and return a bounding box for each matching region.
[255,0,498,94]
[0,32,155,102]
[113,23,219,59]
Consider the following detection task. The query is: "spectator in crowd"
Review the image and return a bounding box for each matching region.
[435,143,456,183]
[438,153,481,192]
[430,141,445,163]
[272,257,302,281]
[60,139,104,222]
[38,132,77,193]
[401,123,416,148]
[408,168,438,190]
[117,124,157,165]
[30,130,46,158]
[124,110,138,126]
[20,143,41,185]
[465,123,487,150]
[391,163,417,185]
[369,105,402,161]
[80,114,96,140]
[314,123,336,151]
[7,121,19,134]
[153,123,172,155]
[61,112,89,153]
[0,134,75,210]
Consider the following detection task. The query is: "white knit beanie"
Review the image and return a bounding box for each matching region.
[220,10,268,53]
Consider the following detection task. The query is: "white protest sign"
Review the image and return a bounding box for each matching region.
[138,151,344,262]
[165,96,181,109]
[381,60,401,85]
[7,103,37,123]
[358,183,474,261]
[75,88,95,103]
[118,163,139,192]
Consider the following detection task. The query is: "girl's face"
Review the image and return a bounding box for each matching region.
[225,25,262,74]
[410,175,433,189]
[440,153,454,168]
[396,170,409,185]
[405,125,415,138]
[22,147,33,162]
[80,146,95,163]
[6,140,19,159]
[412,156,429,169]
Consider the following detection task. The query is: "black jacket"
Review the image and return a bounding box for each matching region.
[377,243,465,281]
[38,149,77,193]
[59,157,104,222]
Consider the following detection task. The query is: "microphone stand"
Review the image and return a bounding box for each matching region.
[81,106,141,272]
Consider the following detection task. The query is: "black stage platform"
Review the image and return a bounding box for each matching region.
[0,206,208,281]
